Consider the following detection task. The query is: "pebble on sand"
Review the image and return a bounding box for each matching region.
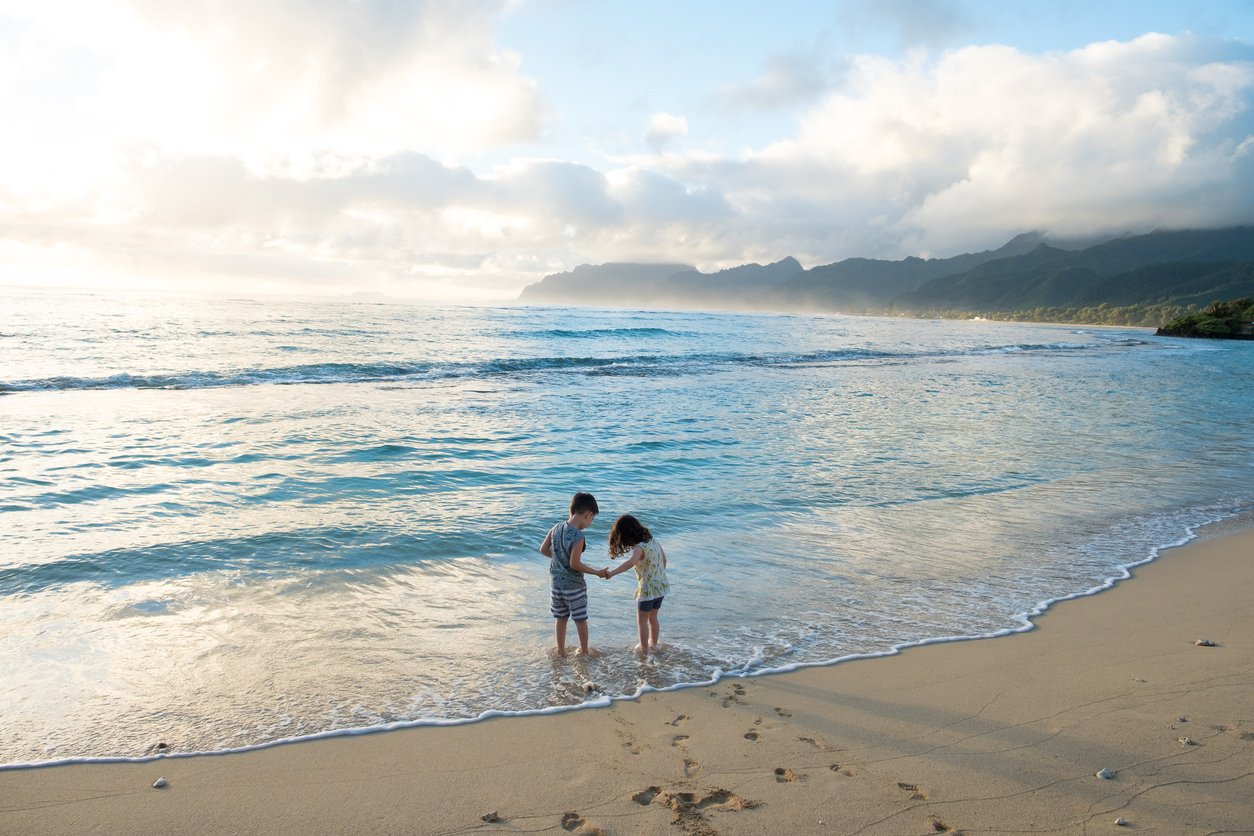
[1178,736,1196,746]
[1096,768,1114,780]
[152,777,167,789]
[1195,639,1216,646]
[481,811,501,823]
[1115,817,1128,826]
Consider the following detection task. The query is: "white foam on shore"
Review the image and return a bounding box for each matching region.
[5,508,1247,773]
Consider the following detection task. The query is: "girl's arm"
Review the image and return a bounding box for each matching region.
[660,544,667,568]
[607,546,644,578]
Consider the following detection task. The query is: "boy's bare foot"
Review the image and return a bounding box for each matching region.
[577,647,601,658]
[549,647,568,659]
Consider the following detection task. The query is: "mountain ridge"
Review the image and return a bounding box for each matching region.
[516,227,1254,325]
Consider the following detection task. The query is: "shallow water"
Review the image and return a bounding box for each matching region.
[2,289,1251,764]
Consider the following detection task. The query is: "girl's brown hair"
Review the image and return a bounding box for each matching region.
[608,514,652,556]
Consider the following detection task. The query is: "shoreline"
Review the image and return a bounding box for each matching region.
[2,512,1235,773]
[2,522,1251,834]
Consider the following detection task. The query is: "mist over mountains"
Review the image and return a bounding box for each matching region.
[518,227,1254,323]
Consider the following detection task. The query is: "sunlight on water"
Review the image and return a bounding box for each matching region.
[1,289,1252,763]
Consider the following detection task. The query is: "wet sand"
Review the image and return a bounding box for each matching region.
[2,524,1251,835]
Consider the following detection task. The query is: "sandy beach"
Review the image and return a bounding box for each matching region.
[2,522,1251,835]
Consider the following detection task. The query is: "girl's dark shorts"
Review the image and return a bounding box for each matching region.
[637,596,664,612]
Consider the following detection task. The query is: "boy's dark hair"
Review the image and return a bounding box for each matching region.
[608,513,652,556]
[570,492,599,516]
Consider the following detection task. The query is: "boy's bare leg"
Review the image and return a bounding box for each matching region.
[635,610,650,654]
[575,619,591,654]
[554,616,569,656]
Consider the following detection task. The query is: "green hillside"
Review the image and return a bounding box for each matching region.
[515,227,1254,326]
[895,228,1254,313]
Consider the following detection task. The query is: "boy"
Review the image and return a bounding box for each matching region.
[540,492,608,656]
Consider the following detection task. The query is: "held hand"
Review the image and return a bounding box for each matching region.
[601,567,611,579]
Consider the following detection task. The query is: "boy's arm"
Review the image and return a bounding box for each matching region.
[567,537,598,575]
[607,546,644,578]
[539,530,553,557]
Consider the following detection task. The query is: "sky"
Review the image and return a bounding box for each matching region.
[3,0,1254,301]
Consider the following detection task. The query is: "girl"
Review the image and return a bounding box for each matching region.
[606,514,670,654]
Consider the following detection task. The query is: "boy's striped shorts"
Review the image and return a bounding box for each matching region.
[550,586,589,622]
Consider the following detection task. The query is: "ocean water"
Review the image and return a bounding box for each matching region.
[2,288,1252,766]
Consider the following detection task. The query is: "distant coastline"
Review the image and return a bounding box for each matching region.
[519,226,1254,328]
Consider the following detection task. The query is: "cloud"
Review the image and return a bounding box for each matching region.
[0,0,543,170]
[645,112,689,151]
[657,33,1254,260]
[5,15,1254,299]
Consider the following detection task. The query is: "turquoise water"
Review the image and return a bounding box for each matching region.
[2,288,1252,765]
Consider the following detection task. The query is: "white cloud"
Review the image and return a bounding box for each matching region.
[0,0,542,174]
[645,112,689,151]
[658,33,1254,260]
[4,15,1254,299]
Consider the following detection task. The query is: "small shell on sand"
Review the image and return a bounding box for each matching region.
[1195,639,1216,647]
[152,777,167,789]
[1115,817,1128,826]
[1096,768,1114,780]
[481,811,501,823]
[1177,715,1188,722]
[1178,736,1196,746]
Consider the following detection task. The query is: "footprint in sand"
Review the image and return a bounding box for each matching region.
[831,764,856,777]
[666,714,689,726]
[743,730,760,741]
[683,756,700,778]
[930,817,956,833]
[615,733,640,755]
[718,683,749,708]
[898,781,929,801]
[774,767,807,783]
[798,736,835,752]
[559,811,605,834]
[656,786,762,833]
[774,707,792,718]
[667,788,760,812]
[632,787,660,806]
[671,734,690,747]
[1216,724,1254,741]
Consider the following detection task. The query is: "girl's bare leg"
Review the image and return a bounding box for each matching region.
[636,609,650,654]
[648,611,661,650]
